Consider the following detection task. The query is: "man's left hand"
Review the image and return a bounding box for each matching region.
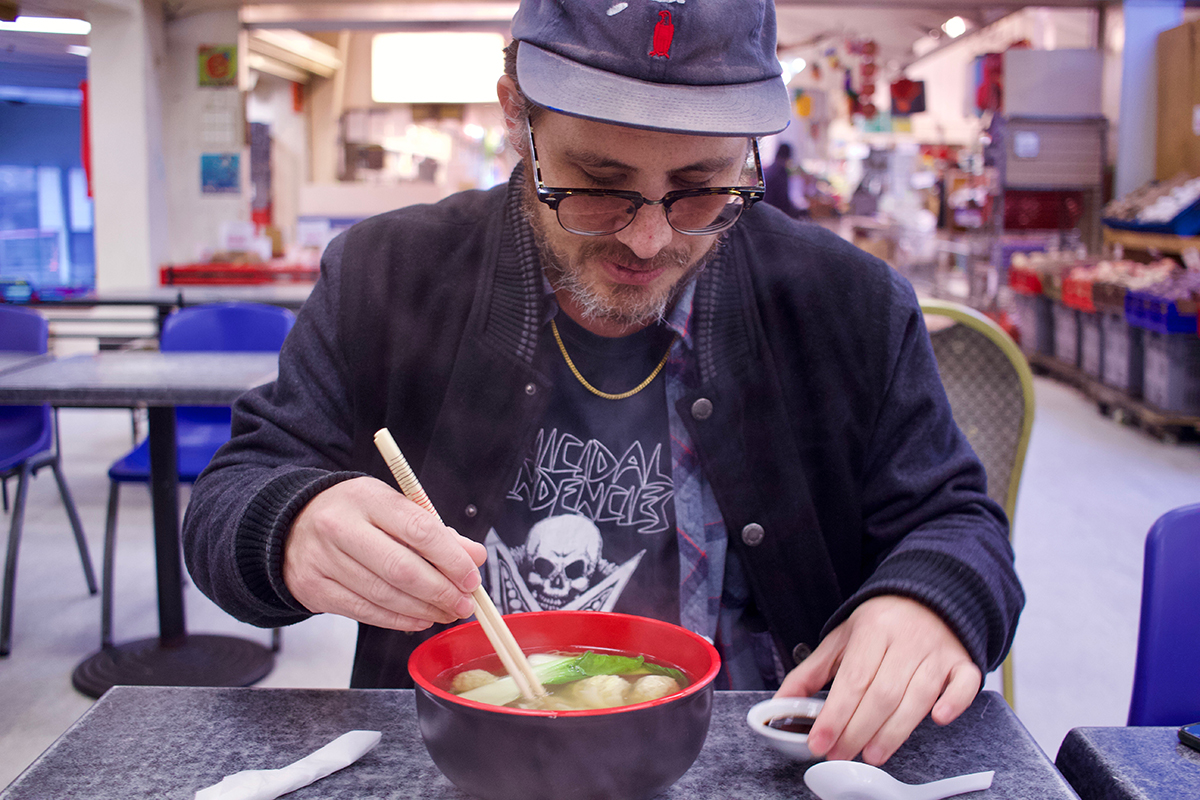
[775,595,982,765]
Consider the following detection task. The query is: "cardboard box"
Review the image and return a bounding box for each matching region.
[1003,117,1106,189]
[1156,20,1200,181]
[1004,49,1103,118]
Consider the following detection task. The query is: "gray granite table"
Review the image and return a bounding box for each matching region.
[1056,726,1200,800]
[0,352,280,697]
[0,688,1078,799]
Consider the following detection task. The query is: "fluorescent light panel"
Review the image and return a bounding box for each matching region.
[372,32,505,104]
[0,15,90,35]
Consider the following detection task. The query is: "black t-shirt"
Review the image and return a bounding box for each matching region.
[484,312,680,625]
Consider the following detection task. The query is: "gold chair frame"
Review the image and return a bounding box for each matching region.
[920,298,1035,709]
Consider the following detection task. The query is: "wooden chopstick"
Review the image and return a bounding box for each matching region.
[373,428,547,701]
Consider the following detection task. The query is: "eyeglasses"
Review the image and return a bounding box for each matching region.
[528,126,765,237]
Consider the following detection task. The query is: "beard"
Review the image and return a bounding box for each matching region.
[522,177,721,331]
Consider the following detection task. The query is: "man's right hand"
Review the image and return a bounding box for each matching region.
[283,476,487,630]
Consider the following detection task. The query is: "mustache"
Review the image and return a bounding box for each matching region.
[575,239,693,273]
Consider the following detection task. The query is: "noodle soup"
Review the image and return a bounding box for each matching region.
[443,648,691,710]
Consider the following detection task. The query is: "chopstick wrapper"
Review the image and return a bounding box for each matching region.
[194,730,381,800]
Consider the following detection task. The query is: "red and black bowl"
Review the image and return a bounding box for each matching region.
[409,610,721,800]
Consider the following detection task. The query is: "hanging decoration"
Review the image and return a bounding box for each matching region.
[856,39,878,119]
[890,78,927,116]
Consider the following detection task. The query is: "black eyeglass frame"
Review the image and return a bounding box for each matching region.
[527,126,766,237]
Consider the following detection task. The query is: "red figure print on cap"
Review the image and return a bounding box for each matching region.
[649,9,674,58]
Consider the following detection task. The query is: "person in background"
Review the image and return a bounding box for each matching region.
[763,142,807,218]
[183,0,1023,768]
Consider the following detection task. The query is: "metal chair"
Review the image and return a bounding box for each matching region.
[0,306,97,657]
[1127,502,1200,726]
[920,298,1036,709]
[101,302,294,650]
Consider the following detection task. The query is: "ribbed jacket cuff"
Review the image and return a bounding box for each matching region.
[237,468,365,616]
[821,550,1004,672]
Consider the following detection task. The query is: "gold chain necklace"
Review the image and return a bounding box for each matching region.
[551,318,678,401]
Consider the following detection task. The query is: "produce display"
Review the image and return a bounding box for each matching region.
[1103,173,1200,227]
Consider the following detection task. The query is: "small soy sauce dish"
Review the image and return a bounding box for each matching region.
[746,696,826,761]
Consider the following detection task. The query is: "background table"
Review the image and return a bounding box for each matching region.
[1,688,1079,799]
[0,352,280,697]
[1056,726,1200,800]
[0,353,50,376]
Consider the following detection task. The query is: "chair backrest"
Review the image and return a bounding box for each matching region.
[0,305,49,354]
[0,306,52,470]
[161,302,294,353]
[920,299,1036,525]
[1128,502,1200,726]
[160,303,295,426]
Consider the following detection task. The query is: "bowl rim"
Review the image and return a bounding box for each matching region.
[746,696,826,744]
[410,610,721,718]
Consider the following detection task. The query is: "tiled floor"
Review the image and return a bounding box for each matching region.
[1,376,1198,788]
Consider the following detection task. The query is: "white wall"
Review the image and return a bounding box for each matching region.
[87,0,169,291]
[161,9,249,265]
[904,8,1101,146]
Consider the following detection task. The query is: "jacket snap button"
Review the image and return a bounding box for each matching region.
[464,504,478,518]
[691,398,713,420]
[741,523,765,546]
[792,642,813,664]
[525,383,537,396]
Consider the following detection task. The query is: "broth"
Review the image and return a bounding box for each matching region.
[444,649,691,711]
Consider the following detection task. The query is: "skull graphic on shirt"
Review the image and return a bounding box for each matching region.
[522,515,614,609]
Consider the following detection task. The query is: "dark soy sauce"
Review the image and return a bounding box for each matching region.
[765,715,816,734]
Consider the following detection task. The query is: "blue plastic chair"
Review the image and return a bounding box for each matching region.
[1127,502,1200,726]
[1,306,97,657]
[101,303,294,648]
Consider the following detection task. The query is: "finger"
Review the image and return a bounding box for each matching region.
[458,535,488,567]
[329,537,474,623]
[859,655,947,765]
[337,523,477,621]
[308,576,439,631]
[375,498,483,594]
[823,643,914,762]
[807,631,887,758]
[286,524,472,625]
[776,638,840,699]
[931,661,982,725]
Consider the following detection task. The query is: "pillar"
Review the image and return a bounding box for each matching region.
[1115,0,1183,199]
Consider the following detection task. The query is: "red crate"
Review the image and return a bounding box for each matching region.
[1009,266,1044,296]
[1062,275,1097,312]
[159,263,318,286]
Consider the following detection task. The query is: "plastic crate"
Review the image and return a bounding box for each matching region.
[1101,312,1144,398]
[1125,290,1199,334]
[1062,275,1097,312]
[1092,281,1128,314]
[1080,311,1104,378]
[1008,266,1044,296]
[1102,196,1200,235]
[1053,302,1081,367]
[1043,270,1065,303]
[1143,331,1200,414]
[1013,293,1055,356]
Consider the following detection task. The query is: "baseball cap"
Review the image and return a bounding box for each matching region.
[510,0,790,137]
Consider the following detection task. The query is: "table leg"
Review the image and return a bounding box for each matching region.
[148,405,185,643]
[71,406,273,698]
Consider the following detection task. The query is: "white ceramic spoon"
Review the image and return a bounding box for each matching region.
[804,761,994,800]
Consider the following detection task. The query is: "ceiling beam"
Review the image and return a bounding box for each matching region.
[776,0,1107,7]
[241,1,518,30]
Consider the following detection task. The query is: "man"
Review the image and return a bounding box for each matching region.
[763,142,807,218]
[184,0,1023,768]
